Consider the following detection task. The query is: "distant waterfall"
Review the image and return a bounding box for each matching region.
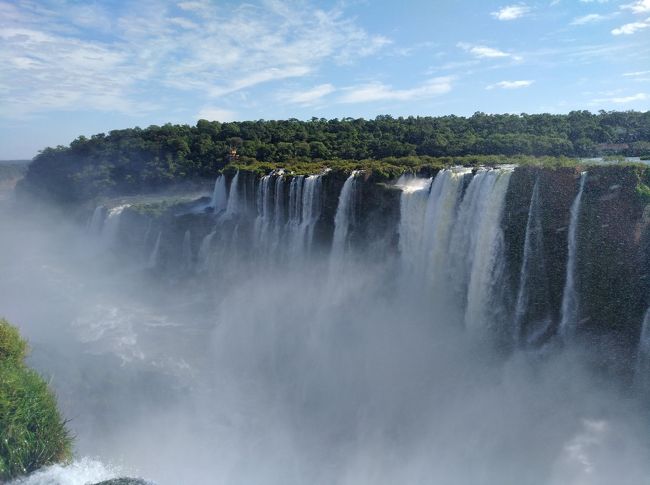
[224,171,242,219]
[102,204,130,246]
[211,175,228,212]
[398,167,513,331]
[288,175,323,258]
[87,206,106,235]
[182,230,192,270]
[636,309,650,387]
[513,179,551,345]
[253,175,274,253]
[148,231,162,268]
[197,231,216,270]
[559,172,587,340]
[331,171,360,261]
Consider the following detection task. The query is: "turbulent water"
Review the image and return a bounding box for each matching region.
[2,166,650,485]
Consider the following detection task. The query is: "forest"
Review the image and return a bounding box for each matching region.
[19,110,650,202]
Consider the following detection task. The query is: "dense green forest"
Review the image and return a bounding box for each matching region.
[20,111,650,202]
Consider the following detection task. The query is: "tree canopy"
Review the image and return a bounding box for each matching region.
[21,111,650,202]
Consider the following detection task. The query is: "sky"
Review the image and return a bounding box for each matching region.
[1,0,649,159]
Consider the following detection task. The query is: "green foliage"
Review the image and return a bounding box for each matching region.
[0,319,72,480]
[20,111,650,203]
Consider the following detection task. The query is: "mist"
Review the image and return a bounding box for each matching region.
[2,173,650,485]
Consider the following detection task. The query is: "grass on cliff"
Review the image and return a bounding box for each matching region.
[223,154,581,180]
[0,318,72,481]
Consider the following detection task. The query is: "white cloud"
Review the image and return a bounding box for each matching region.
[610,92,647,103]
[283,84,336,105]
[611,17,650,34]
[0,0,391,118]
[571,13,607,25]
[622,0,650,13]
[491,4,531,20]
[457,42,521,60]
[486,80,535,89]
[624,70,650,76]
[580,0,609,3]
[338,77,452,103]
[592,92,648,104]
[196,106,237,121]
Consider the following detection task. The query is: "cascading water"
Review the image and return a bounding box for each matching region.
[513,179,552,345]
[292,174,323,258]
[330,171,360,263]
[461,168,513,333]
[636,309,650,392]
[211,175,228,212]
[148,231,162,269]
[559,172,587,340]
[87,206,106,235]
[398,167,513,331]
[101,204,130,247]
[181,230,192,270]
[223,171,242,219]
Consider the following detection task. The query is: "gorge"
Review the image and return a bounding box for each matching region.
[3,160,650,484]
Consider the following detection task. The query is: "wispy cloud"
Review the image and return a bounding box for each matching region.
[457,42,522,60]
[622,0,650,13]
[338,77,452,103]
[571,13,607,25]
[487,80,534,89]
[593,92,648,104]
[282,84,336,105]
[0,0,391,118]
[624,70,650,76]
[611,17,650,34]
[491,4,531,20]
[196,106,237,121]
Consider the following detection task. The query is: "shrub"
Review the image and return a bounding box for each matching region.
[0,319,72,480]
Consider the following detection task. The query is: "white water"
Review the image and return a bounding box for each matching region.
[210,175,228,212]
[398,167,512,331]
[181,230,192,270]
[101,204,130,247]
[559,172,588,340]
[223,171,242,219]
[87,206,106,235]
[147,231,162,268]
[330,171,359,263]
[10,458,122,485]
[636,309,650,388]
[513,178,551,345]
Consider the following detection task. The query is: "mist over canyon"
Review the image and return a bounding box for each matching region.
[3,160,650,484]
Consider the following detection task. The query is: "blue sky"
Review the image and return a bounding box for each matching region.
[1,0,649,159]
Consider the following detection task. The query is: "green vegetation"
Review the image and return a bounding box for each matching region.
[0,319,71,480]
[19,111,650,202]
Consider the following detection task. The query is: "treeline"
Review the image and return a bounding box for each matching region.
[21,111,650,202]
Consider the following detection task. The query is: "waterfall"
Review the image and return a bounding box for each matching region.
[198,231,216,270]
[253,175,274,253]
[148,231,162,268]
[330,171,360,260]
[224,171,242,219]
[559,172,587,340]
[290,174,323,257]
[101,204,130,247]
[636,309,650,388]
[87,206,106,235]
[462,168,513,332]
[513,179,551,345]
[182,230,192,270]
[211,175,228,212]
[271,175,286,255]
[398,167,513,331]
